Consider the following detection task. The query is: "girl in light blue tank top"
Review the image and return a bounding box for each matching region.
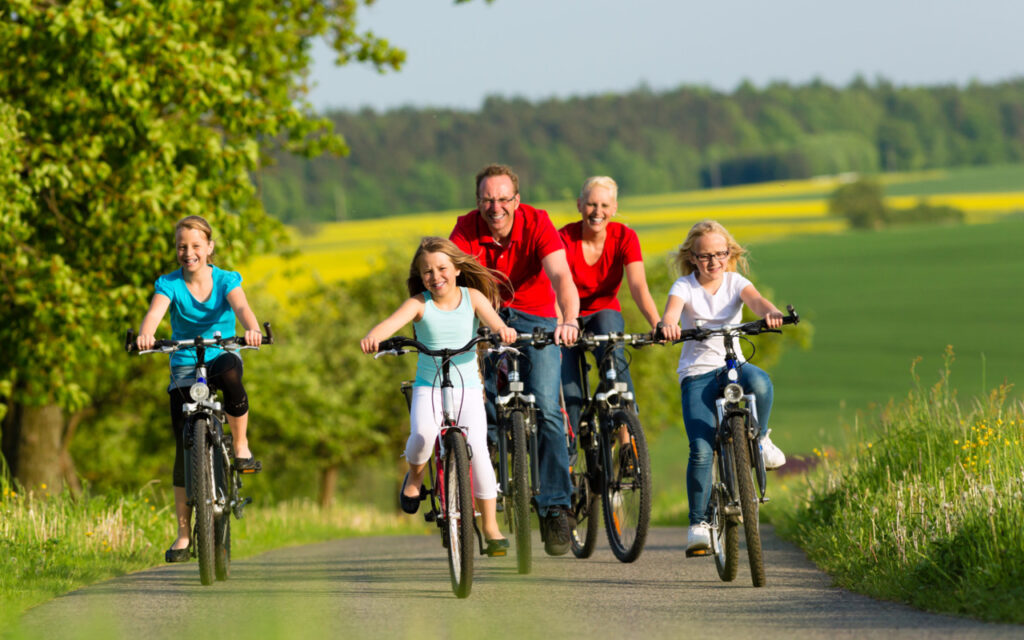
[361,237,517,554]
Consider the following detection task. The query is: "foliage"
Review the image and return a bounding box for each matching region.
[888,200,966,226]
[260,79,1024,223]
[828,177,888,228]
[770,351,1024,623]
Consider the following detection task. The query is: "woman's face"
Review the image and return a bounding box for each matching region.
[176,227,213,274]
[577,185,617,235]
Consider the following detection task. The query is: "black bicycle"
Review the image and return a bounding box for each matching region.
[126,323,273,586]
[376,329,503,598]
[488,328,558,575]
[670,306,798,587]
[567,331,656,563]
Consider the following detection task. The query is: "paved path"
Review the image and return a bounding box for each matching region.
[14,527,1021,639]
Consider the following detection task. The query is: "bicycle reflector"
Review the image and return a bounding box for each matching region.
[723,383,744,404]
[189,381,211,402]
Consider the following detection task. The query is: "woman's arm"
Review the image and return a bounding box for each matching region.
[137,294,171,350]
[469,288,517,344]
[226,286,263,346]
[740,284,784,329]
[624,261,662,330]
[360,296,425,353]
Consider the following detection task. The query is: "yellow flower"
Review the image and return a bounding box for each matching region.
[85,531,93,537]
[40,483,47,490]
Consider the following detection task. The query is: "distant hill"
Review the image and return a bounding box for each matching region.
[258,78,1024,224]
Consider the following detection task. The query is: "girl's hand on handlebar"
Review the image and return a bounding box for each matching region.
[658,322,681,342]
[498,326,518,345]
[360,335,380,354]
[764,310,784,329]
[244,328,263,347]
[137,333,155,351]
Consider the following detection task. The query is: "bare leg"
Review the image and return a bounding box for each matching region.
[404,461,427,498]
[227,411,251,459]
[478,497,504,540]
[172,486,191,549]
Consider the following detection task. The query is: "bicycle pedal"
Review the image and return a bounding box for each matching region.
[686,547,713,558]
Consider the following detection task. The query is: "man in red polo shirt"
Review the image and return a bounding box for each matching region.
[450,164,580,556]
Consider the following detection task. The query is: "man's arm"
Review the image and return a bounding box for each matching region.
[541,249,579,345]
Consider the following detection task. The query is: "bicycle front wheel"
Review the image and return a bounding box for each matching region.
[190,418,215,586]
[508,410,532,575]
[569,425,600,559]
[728,414,765,587]
[443,430,474,598]
[602,409,651,563]
[711,452,739,582]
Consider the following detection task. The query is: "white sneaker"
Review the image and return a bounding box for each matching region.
[686,522,711,552]
[759,429,786,470]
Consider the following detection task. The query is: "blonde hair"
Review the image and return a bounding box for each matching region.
[174,215,215,259]
[579,175,618,201]
[672,220,749,276]
[407,237,510,308]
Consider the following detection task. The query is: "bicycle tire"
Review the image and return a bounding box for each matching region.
[443,430,474,598]
[729,414,766,587]
[601,410,651,563]
[711,454,739,582]
[509,410,532,575]
[569,426,600,559]
[214,514,230,581]
[190,418,215,586]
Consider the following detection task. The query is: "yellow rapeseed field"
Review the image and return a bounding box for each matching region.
[247,172,1022,307]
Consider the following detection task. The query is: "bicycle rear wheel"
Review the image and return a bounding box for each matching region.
[443,430,474,598]
[728,414,766,587]
[569,426,600,559]
[508,410,532,575]
[711,454,739,582]
[190,418,215,586]
[602,410,651,563]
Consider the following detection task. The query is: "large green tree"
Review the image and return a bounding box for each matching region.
[0,0,405,492]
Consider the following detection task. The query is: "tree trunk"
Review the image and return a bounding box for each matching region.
[15,403,65,495]
[318,465,338,509]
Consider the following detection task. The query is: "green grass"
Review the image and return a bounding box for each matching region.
[886,163,1024,195]
[0,478,426,629]
[767,352,1024,623]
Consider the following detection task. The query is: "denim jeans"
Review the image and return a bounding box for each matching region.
[560,309,634,434]
[680,363,773,525]
[483,309,570,515]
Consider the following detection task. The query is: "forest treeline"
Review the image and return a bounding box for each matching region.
[261,78,1024,224]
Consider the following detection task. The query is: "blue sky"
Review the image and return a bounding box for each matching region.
[306,0,1024,113]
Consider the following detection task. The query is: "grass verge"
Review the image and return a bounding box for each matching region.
[0,481,425,628]
[767,348,1024,623]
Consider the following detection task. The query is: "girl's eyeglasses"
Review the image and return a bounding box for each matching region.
[693,250,730,263]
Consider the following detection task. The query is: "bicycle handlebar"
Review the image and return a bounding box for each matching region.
[658,305,800,344]
[375,327,501,360]
[577,331,659,350]
[125,322,275,354]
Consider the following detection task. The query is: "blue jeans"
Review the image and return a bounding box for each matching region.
[483,309,570,515]
[560,309,635,434]
[680,363,773,526]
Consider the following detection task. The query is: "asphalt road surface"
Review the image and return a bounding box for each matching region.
[14,526,1022,639]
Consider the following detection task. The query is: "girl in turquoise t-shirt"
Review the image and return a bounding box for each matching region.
[361,237,516,556]
[136,215,265,563]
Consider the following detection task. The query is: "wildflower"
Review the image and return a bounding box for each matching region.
[40,483,47,490]
[85,531,93,537]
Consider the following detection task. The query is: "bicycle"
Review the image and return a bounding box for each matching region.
[487,328,559,575]
[125,323,273,586]
[375,329,503,598]
[667,305,799,587]
[567,331,657,563]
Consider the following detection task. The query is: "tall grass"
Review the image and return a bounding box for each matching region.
[769,348,1024,623]
[0,478,425,627]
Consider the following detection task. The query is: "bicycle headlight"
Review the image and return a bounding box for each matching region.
[723,383,744,404]
[189,381,210,402]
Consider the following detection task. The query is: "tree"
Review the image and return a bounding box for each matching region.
[828,178,888,229]
[0,1,404,493]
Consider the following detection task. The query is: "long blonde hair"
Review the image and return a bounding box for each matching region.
[672,220,749,276]
[406,237,510,308]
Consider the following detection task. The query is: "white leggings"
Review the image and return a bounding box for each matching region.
[406,385,497,500]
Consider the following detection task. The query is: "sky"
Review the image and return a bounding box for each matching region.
[306,0,1024,113]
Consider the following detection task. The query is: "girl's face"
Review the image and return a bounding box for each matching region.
[577,185,617,234]
[176,227,213,274]
[689,232,731,282]
[419,251,461,299]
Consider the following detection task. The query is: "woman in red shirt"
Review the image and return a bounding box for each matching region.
[559,176,661,435]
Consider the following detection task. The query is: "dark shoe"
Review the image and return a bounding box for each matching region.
[485,538,509,557]
[165,545,190,563]
[234,457,262,474]
[399,472,421,514]
[540,507,571,556]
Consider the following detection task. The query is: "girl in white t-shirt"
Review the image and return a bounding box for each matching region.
[657,220,786,554]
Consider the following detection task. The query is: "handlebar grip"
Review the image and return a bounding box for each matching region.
[125,329,136,352]
[783,305,800,325]
[264,322,274,344]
